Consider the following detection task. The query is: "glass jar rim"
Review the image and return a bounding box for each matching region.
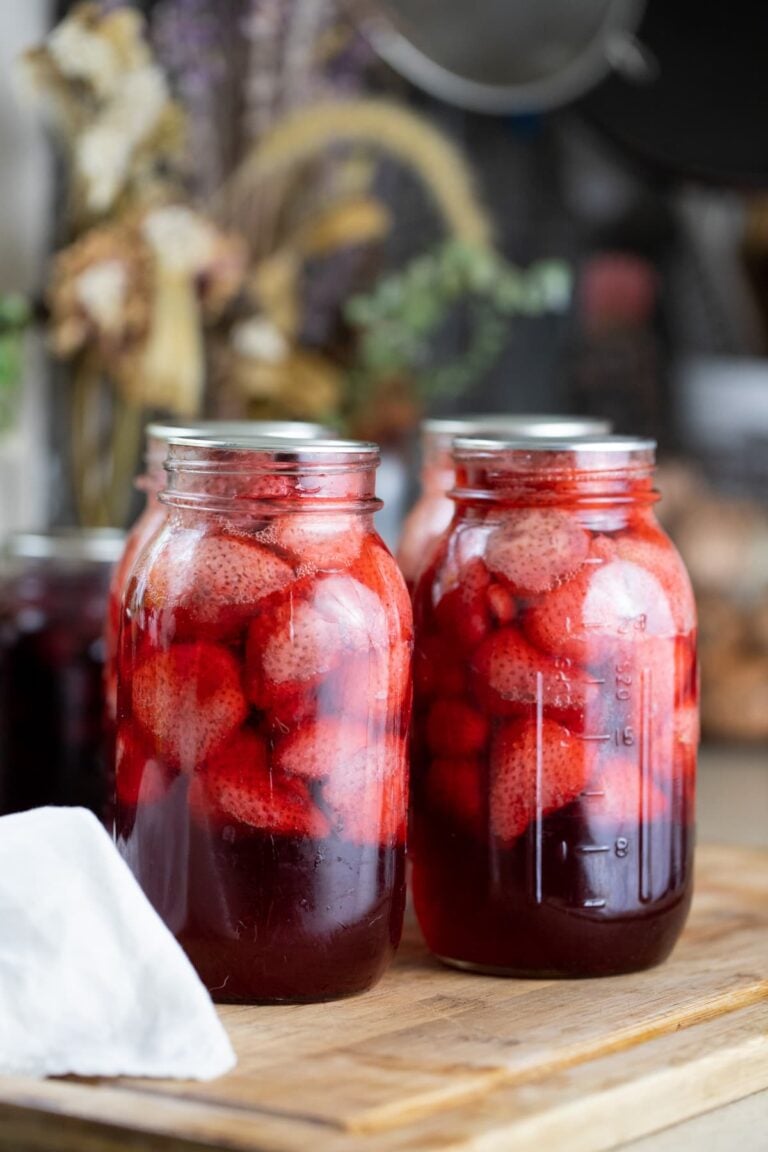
[423,414,612,438]
[3,528,126,563]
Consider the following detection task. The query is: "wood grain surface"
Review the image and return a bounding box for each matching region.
[0,843,766,1152]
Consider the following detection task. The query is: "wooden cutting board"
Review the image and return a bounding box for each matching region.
[0,842,766,1152]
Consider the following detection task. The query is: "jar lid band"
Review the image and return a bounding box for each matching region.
[422,415,612,438]
[145,420,335,443]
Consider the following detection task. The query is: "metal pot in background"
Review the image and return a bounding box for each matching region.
[349,0,651,114]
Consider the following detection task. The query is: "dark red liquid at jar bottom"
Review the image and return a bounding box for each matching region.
[117,795,405,1001]
[412,806,693,977]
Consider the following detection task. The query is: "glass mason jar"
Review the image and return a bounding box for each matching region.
[116,437,412,1003]
[0,529,124,819]
[397,415,612,592]
[411,436,698,977]
[104,420,334,729]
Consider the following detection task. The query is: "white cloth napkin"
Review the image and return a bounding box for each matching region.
[0,807,236,1080]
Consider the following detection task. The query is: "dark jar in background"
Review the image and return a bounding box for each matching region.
[116,437,412,1004]
[411,436,698,977]
[0,529,124,819]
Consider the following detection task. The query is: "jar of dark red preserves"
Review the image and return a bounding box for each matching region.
[116,437,412,1003]
[411,436,698,976]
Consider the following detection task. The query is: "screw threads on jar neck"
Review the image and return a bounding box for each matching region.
[160,437,382,514]
[420,416,613,496]
[450,437,658,507]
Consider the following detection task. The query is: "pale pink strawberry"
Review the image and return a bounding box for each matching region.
[132,643,247,771]
[191,729,329,836]
[145,531,294,628]
[271,513,364,571]
[471,627,596,717]
[326,642,412,725]
[585,757,669,826]
[485,509,590,596]
[246,574,388,705]
[319,732,408,845]
[615,533,696,633]
[524,549,679,666]
[490,718,594,843]
[426,699,489,758]
[273,717,372,781]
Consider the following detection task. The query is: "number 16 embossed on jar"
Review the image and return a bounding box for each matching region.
[411,436,697,976]
[116,437,411,1002]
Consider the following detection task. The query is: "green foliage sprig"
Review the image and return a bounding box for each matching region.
[0,295,31,434]
[345,240,571,405]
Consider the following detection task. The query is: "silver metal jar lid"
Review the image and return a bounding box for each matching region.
[3,528,126,563]
[454,434,655,453]
[423,414,612,438]
[146,419,336,443]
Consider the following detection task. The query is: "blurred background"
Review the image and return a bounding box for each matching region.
[0,0,766,833]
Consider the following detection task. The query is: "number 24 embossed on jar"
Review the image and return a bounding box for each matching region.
[116,437,412,1003]
[411,436,698,977]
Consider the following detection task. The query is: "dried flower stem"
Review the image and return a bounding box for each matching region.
[222,99,493,248]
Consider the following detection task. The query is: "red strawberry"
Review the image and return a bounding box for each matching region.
[471,627,597,718]
[132,643,247,771]
[433,557,491,653]
[115,724,170,807]
[414,635,466,699]
[320,733,408,845]
[145,531,295,631]
[191,729,329,836]
[487,582,516,624]
[524,548,679,666]
[490,718,593,843]
[485,510,590,597]
[425,758,485,836]
[247,573,389,705]
[426,699,489,758]
[271,513,364,571]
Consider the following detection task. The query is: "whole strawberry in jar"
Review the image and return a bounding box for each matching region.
[104,421,334,735]
[411,436,698,977]
[397,415,611,594]
[116,437,411,1003]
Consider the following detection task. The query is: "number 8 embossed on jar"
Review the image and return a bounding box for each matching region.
[411,436,698,976]
[116,437,412,1003]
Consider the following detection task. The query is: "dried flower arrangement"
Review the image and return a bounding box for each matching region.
[19,1,570,524]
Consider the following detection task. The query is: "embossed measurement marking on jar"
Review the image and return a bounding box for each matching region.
[531,654,654,913]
